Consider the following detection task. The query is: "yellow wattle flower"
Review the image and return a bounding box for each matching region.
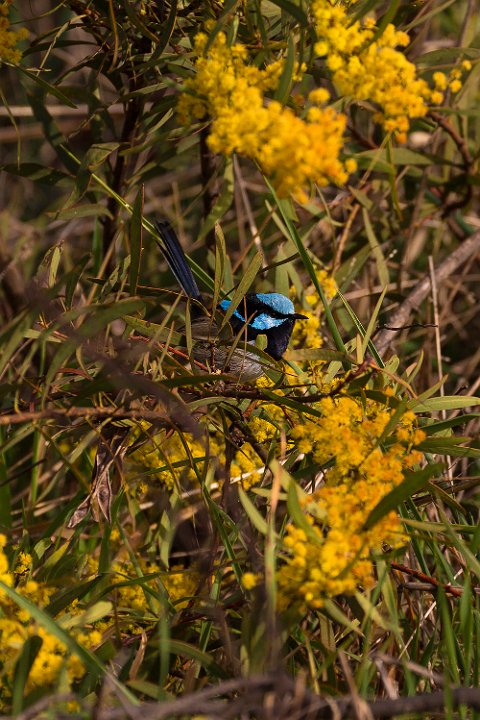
[178,31,354,199]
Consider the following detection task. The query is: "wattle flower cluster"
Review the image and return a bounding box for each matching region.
[129,399,282,493]
[277,398,425,611]
[129,423,224,491]
[0,1,28,64]
[312,0,446,142]
[290,269,337,351]
[0,535,204,708]
[0,536,90,704]
[178,31,355,200]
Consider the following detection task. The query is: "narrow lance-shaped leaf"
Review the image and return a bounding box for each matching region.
[213,223,226,312]
[220,252,263,328]
[199,158,234,240]
[12,636,43,715]
[130,185,144,296]
[274,35,296,103]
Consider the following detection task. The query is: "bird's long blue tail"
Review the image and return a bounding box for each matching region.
[155,220,202,301]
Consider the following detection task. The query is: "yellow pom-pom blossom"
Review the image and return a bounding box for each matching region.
[290,310,323,350]
[289,269,337,351]
[0,538,100,705]
[178,31,354,199]
[109,559,201,614]
[14,551,32,577]
[277,396,426,611]
[129,396,287,492]
[0,1,28,64]
[130,427,224,491]
[242,572,260,590]
[312,0,446,142]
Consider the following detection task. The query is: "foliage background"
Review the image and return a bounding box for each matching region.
[0,0,480,717]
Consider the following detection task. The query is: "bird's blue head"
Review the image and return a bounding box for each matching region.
[219,292,307,360]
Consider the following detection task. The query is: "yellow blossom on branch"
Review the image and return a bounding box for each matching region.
[129,399,285,493]
[178,31,354,200]
[276,395,426,611]
[289,269,337,350]
[109,559,201,612]
[14,551,32,576]
[0,1,28,64]
[0,537,97,702]
[242,572,260,590]
[312,0,447,142]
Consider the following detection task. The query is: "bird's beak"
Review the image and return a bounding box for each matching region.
[293,312,308,320]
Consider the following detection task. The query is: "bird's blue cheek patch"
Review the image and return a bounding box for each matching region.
[250,314,285,330]
[219,300,286,330]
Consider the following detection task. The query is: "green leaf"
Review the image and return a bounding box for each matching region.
[322,600,363,636]
[336,243,371,291]
[417,438,480,458]
[362,208,389,288]
[46,577,105,617]
[1,163,69,185]
[26,93,78,174]
[274,35,296,103]
[266,181,347,356]
[0,308,39,376]
[124,315,183,345]
[212,223,226,312]
[410,396,480,412]
[85,143,120,169]
[204,0,241,52]
[154,0,177,55]
[369,0,400,43]
[18,66,77,107]
[220,252,263,327]
[284,348,348,362]
[199,158,234,240]
[130,185,144,296]
[348,186,373,210]
[54,203,113,220]
[168,640,229,677]
[358,148,435,167]
[65,256,90,310]
[286,476,324,544]
[78,299,145,337]
[12,635,43,714]
[267,0,308,25]
[60,601,113,629]
[361,285,388,360]
[238,486,268,535]
[335,289,384,367]
[45,299,145,385]
[417,47,480,67]
[423,413,480,435]
[260,389,324,420]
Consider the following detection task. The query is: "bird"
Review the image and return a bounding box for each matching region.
[155,220,307,381]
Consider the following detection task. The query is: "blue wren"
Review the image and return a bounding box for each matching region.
[156,221,307,381]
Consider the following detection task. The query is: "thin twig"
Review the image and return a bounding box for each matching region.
[374,229,480,356]
[392,561,463,598]
[16,676,480,720]
[429,110,473,216]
